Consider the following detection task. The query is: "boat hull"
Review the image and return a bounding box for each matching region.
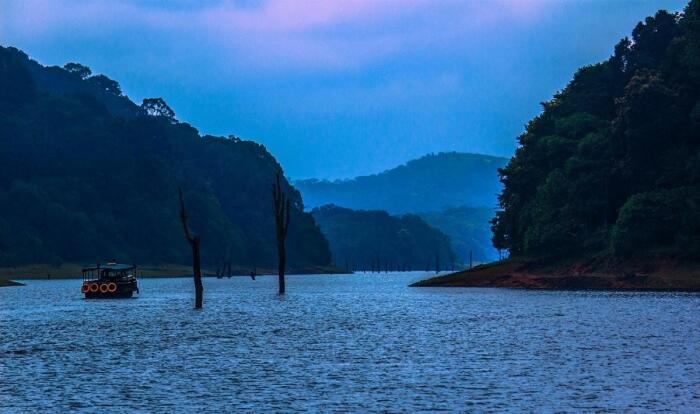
[84,289,134,299]
[82,280,138,299]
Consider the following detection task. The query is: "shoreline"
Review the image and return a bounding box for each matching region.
[0,263,348,280]
[0,278,25,287]
[411,256,700,291]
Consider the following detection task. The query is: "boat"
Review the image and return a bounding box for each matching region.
[81,262,139,299]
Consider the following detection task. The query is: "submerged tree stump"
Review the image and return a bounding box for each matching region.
[272,171,291,294]
[178,187,203,309]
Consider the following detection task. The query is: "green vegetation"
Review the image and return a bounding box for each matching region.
[0,263,200,279]
[295,152,507,214]
[311,205,455,271]
[0,263,344,279]
[492,2,700,260]
[0,46,332,269]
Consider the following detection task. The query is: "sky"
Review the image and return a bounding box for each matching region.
[0,0,688,179]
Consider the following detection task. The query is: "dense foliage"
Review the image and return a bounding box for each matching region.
[311,205,455,271]
[295,152,507,214]
[492,2,700,259]
[0,46,331,268]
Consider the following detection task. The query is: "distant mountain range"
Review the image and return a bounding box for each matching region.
[295,152,508,214]
[296,152,508,264]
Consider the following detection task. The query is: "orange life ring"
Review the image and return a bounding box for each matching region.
[99,283,109,293]
[81,283,89,293]
[89,283,99,293]
[107,282,117,293]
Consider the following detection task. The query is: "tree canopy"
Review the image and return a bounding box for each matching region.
[0,46,332,269]
[63,62,92,79]
[141,97,176,120]
[492,2,700,259]
[312,205,455,271]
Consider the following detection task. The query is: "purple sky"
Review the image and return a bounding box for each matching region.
[0,0,688,179]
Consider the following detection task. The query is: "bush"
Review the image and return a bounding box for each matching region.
[611,188,697,256]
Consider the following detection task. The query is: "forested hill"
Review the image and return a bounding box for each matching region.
[492,2,700,259]
[0,46,331,269]
[295,152,508,214]
[311,205,455,271]
[418,207,498,264]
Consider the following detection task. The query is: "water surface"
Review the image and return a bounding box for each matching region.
[1,273,699,412]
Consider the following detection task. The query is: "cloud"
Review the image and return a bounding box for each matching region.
[1,0,553,71]
[286,72,465,116]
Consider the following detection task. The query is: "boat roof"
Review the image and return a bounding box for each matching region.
[82,263,136,271]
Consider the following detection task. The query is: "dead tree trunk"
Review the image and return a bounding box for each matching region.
[178,187,203,309]
[272,171,291,295]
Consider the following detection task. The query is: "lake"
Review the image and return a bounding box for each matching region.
[1,273,699,412]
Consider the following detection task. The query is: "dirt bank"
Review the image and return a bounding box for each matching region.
[411,256,700,291]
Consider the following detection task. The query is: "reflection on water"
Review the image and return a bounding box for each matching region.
[1,273,699,412]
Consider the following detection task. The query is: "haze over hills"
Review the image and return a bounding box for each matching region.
[418,207,499,263]
[295,152,508,214]
[295,152,507,263]
[0,46,332,269]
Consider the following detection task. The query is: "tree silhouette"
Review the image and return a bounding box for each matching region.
[88,74,122,96]
[63,63,92,79]
[490,5,700,259]
[141,97,176,121]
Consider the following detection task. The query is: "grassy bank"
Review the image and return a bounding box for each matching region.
[411,256,700,291]
[0,263,348,279]
[0,263,197,279]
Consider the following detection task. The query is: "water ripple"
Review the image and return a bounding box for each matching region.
[1,274,699,412]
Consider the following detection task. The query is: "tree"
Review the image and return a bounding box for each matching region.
[311,205,455,271]
[63,62,92,79]
[272,171,291,294]
[88,74,122,96]
[0,45,334,269]
[178,187,203,309]
[490,3,700,261]
[141,97,176,121]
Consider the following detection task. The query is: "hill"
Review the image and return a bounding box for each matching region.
[418,1,700,288]
[0,46,331,270]
[311,205,455,271]
[418,207,500,263]
[295,152,506,265]
[295,152,508,214]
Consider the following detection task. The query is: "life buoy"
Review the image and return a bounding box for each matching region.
[81,283,89,293]
[107,282,117,293]
[89,283,99,293]
[99,283,109,293]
